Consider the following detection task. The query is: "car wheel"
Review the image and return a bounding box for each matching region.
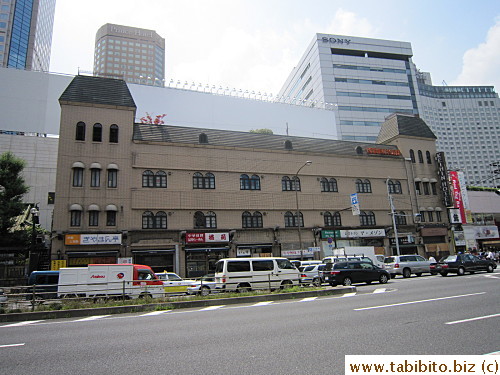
[487,264,494,273]
[379,274,388,284]
[416,273,422,277]
[312,277,321,287]
[440,272,448,277]
[403,268,411,278]
[237,284,251,293]
[280,280,293,290]
[457,267,465,276]
[342,277,352,286]
[199,286,210,296]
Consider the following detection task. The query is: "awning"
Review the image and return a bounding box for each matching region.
[427,207,434,211]
[435,207,443,211]
[107,163,119,170]
[66,251,119,257]
[185,247,230,252]
[430,178,438,183]
[237,243,273,249]
[105,204,118,211]
[131,249,175,254]
[69,203,83,211]
[414,178,421,182]
[72,161,85,169]
[90,162,102,169]
[422,178,430,182]
[88,204,100,211]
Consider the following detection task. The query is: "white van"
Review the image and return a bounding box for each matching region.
[215,257,300,292]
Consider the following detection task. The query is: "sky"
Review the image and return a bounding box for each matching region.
[50,0,500,96]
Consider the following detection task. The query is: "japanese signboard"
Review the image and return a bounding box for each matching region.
[351,193,360,216]
[449,171,466,224]
[435,152,453,207]
[64,234,122,245]
[341,229,386,238]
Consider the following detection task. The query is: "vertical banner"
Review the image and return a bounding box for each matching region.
[457,171,471,224]
[435,152,453,207]
[350,193,360,215]
[449,171,466,224]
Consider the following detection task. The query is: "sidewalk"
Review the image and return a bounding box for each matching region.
[0,286,355,323]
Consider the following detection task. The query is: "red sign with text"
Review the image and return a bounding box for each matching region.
[185,232,229,243]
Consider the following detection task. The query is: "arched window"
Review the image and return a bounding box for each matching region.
[250,175,261,190]
[142,170,154,187]
[418,150,424,163]
[409,149,415,163]
[388,179,402,194]
[205,211,217,228]
[426,151,432,164]
[205,173,215,189]
[324,211,341,227]
[92,123,102,142]
[194,211,205,228]
[355,146,363,155]
[76,121,86,141]
[199,133,208,144]
[155,171,167,188]
[320,177,338,192]
[90,165,101,187]
[284,211,303,227]
[242,211,263,228]
[193,172,215,189]
[360,211,376,226]
[72,164,84,187]
[107,164,118,188]
[142,211,154,229]
[240,174,250,190]
[355,179,372,193]
[282,176,291,191]
[193,172,204,189]
[395,211,407,225]
[155,211,167,229]
[109,124,119,143]
[284,140,293,150]
[70,204,83,227]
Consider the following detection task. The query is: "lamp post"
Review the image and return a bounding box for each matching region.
[386,178,401,256]
[295,161,312,260]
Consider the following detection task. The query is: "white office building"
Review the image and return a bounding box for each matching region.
[278,33,500,187]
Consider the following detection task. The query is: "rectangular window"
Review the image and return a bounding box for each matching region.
[47,192,55,205]
[436,211,442,222]
[89,211,99,226]
[423,182,430,195]
[72,168,83,187]
[227,261,251,272]
[90,169,101,187]
[428,211,434,222]
[70,211,81,227]
[107,169,118,188]
[106,211,116,226]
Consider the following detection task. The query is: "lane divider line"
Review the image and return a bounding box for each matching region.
[140,310,171,316]
[1,320,44,328]
[199,305,225,311]
[300,297,318,302]
[0,343,25,348]
[253,301,273,306]
[446,312,500,325]
[354,292,486,311]
[74,315,111,322]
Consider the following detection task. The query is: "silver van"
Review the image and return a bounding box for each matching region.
[215,257,300,292]
[384,255,433,278]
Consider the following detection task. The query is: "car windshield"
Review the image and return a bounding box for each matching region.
[167,274,182,281]
[384,257,395,264]
[303,266,316,272]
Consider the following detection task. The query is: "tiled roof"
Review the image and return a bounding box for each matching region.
[377,114,436,143]
[59,75,136,108]
[133,123,402,157]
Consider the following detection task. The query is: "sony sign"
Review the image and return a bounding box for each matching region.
[321,37,351,45]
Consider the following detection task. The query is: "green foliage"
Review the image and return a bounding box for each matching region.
[249,128,274,135]
[0,152,29,235]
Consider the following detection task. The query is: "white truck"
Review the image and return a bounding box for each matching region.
[323,247,385,268]
[57,264,165,299]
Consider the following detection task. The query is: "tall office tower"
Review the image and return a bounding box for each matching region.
[278,34,419,142]
[93,23,165,86]
[0,0,56,71]
[416,72,500,188]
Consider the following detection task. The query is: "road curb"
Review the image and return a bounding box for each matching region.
[0,286,356,322]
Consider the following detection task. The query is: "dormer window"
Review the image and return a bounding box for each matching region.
[356,146,363,155]
[199,133,208,144]
[284,140,293,150]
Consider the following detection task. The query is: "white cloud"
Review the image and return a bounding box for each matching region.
[452,18,500,89]
[324,8,378,37]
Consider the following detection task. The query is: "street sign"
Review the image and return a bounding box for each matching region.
[351,193,360,215]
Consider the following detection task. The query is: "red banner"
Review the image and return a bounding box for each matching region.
[449,171,466,223]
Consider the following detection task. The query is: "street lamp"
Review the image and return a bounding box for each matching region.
[295,161,312,260]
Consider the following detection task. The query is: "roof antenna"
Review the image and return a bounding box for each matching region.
[286,122,289,136]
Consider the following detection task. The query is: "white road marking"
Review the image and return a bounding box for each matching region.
[445,313,500,325]
[1,320,44,328]
[199,305,225,311]
[342,292,357,297]
[74,315,111,322]
[0,343,25,348]
[483,274,500,279]
[354,292,486,311]
[373,288,387,293]
[299,297,318,302]
[484,350,500,355]
[140,310,170,316]
[253,301,273,306]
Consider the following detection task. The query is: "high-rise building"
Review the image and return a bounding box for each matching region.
[279,33,500,187]
[93,23,165,86]
[0,0,56,71]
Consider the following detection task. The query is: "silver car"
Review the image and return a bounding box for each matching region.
[186,275,218,296]
[299,264,326,286]
[384,255,433,278]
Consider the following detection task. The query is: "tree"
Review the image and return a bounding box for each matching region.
[0,152,29,236]
[249,128,273,135]
[140,112,167,125]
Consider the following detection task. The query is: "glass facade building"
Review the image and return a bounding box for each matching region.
[0,0,55,71]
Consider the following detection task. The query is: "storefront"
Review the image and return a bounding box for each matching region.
[184,232,230,278]
[420,227,449,258]
[132,249,176,273]
[63,233,122,266]
[66,251,119,266]
[320,228,386,257]
[236,243,273,257]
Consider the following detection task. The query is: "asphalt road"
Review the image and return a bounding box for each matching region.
[1,271,498,374]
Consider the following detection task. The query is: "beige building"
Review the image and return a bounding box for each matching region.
[52,75,451,277]
[93,23,165,86]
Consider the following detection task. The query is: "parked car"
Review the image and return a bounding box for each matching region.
[323,261,390,286]
[299,264,326,286]
[291,260,323,272]
[438,254,496,276]
[155,272,195,294]
[0,288,8,304]
[26,270,60,300]
[186,275,218,296]
[383,255,433,278]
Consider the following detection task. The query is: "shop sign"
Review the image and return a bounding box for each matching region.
[341,229,386,238]
[449,171,466,224]
[186,232,229,243]
[117,257,133,264]
[65,233,122,245]
[420,227,448,236]
[453,230,466,247]
[464,225,499,240]
[366,148,402,156]
[237,249,251,257]
[321,230,341,239]
[51,260,67,270]
[435,152,453,207]
[282,250,314,256]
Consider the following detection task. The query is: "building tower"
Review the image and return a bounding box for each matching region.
[93,23,165,86]
[0,0,56,71]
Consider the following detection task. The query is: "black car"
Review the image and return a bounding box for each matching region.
[323,261,390,286]
[438,254,496,276]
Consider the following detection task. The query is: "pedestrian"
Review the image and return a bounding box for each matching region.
[428,256,436,264]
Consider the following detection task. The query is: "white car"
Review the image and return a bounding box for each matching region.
[155,272,196,294]
[186,275,218,296]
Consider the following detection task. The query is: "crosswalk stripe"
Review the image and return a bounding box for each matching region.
[253,301,273,306]
[140,310,170,316]
[342,292,357,297]
[74,315,111,322]
[200,305,225,311]
[1,320,44,328]
[300,297,318,302]
[373,288,387,293]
